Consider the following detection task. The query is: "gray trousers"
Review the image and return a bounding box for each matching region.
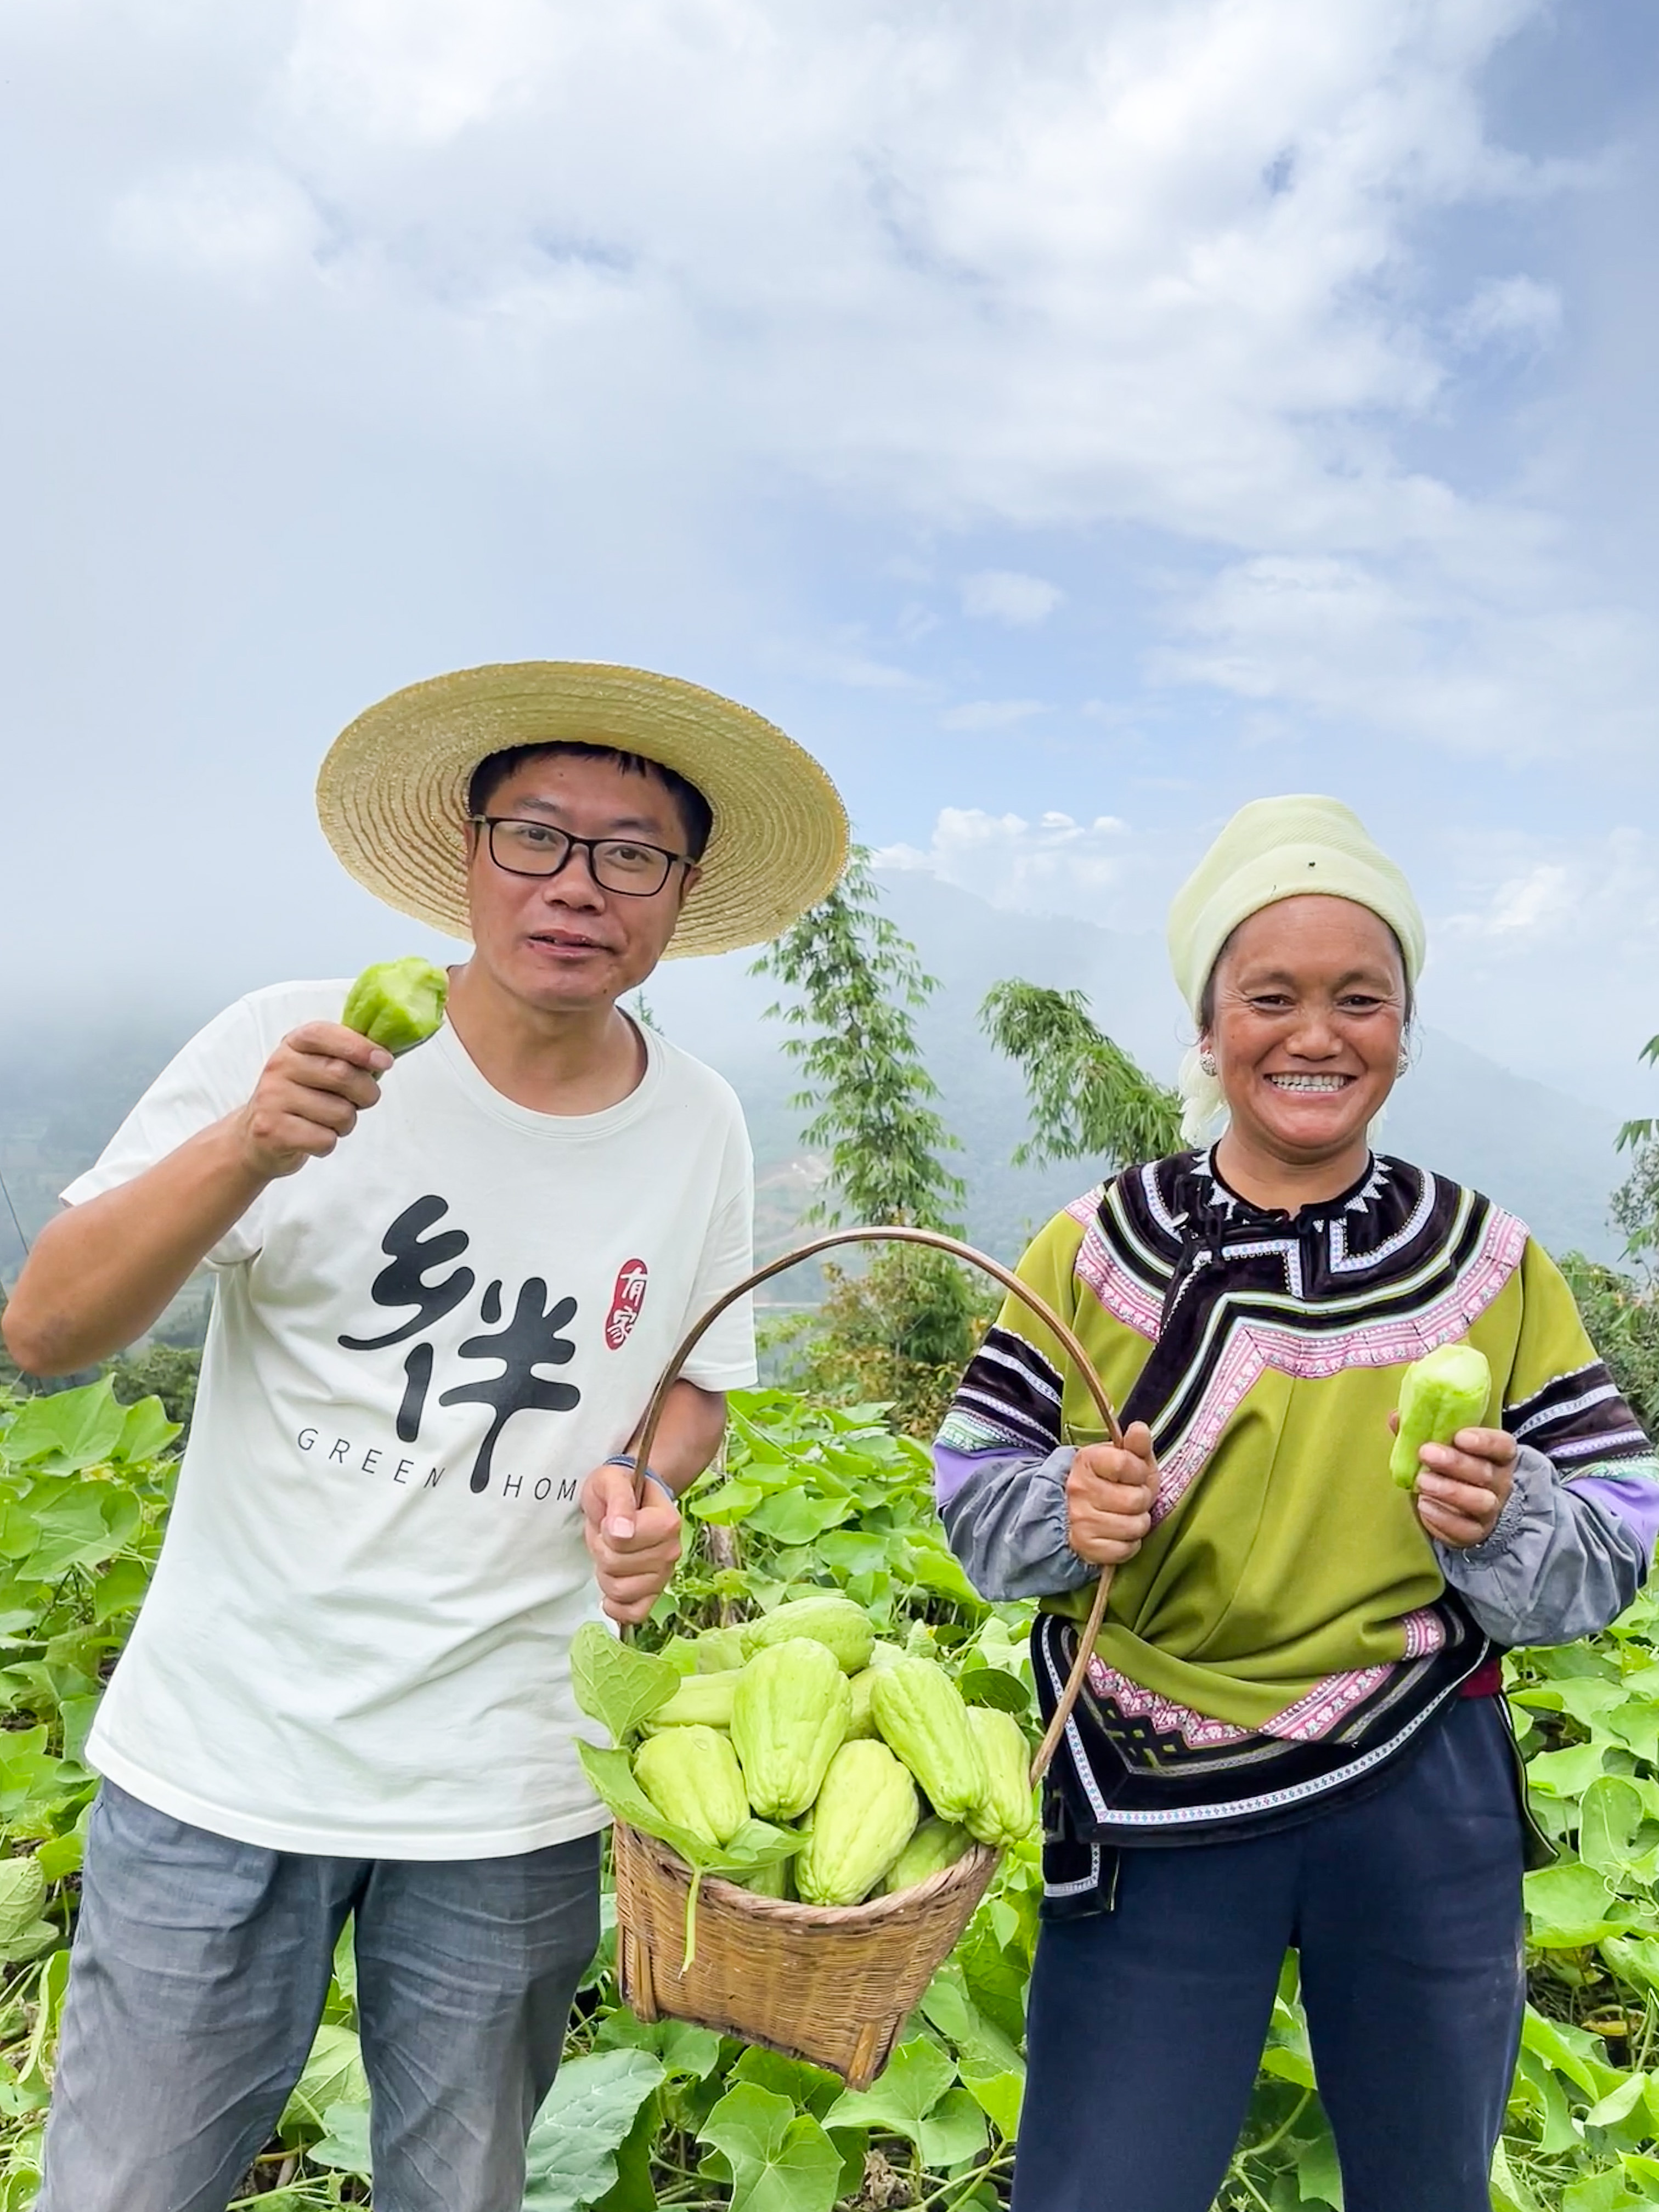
[38,1781,602,2212]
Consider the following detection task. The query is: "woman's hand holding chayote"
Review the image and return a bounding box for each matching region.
[1066,1422,1160,1565]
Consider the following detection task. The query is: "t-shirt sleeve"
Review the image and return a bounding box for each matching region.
[60,996,277,1268]
[677,1107,757,1390]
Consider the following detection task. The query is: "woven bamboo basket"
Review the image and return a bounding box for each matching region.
[614,1225,1121,2091]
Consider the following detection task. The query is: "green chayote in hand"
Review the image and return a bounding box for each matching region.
[341,957,449,1056]
[1389,1341,1493,1488]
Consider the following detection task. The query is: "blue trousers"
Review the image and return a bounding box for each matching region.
[37,1781,602,2212]
[1016,1697,1527,2212]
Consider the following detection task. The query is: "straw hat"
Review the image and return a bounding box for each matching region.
[315,661,849,957]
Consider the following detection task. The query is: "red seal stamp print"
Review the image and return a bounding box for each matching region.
[605,1259,649,1350]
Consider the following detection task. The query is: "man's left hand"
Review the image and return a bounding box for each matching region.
[580,1464,683,1625]
[1406,1423,1517,1549]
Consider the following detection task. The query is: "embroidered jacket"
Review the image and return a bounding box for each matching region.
[934,1151,1658,1891]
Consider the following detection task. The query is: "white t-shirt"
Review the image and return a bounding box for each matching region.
[63,983,756,1859]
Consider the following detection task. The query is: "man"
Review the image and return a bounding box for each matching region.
[3,661,848,2212]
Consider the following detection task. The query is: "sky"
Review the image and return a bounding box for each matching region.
[4,0,1657,1115]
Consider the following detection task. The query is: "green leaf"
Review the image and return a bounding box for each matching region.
[0,1854,55,1965]
[522,2050,668,2212]
[599,2012,725,2082]
[957,1920,1028,2048]
[917,2085,988,2169]
[281,2021,368,2137]
[308,2100,374,2178]
[690,1481,766,1525]
[1603,1700,1659,1765]
[1291,2120,1344,2208]
[91,1555,152,1624]
[569,1624,679,1746]
[814,1531,895,1579]
[2,1381,126,1472]
[822,2039,957,2147]
[576,1747,800,1901]
[1521,2007,1605,2098]
[744,1492,856,1546]
[1561,2168,1637,2212]
[1526,1862,1638,1948]
[576,1745,712,1866]
[1581,1778,1647,1877]
[961,2067,1023,2142]
[730,2047,846,2119]
[1526,1742,1606,1800]
[1491,2126,1546,2207]
[35,1815,87,1883]
[112,1396,180,1465]
[956,1668,1031,1715]
[1515,1678,1627,1729]
[0,1857,47,1947]
[12,1478,137,1581]
[590,2084,660,2212]
[0,1504,42,1562]
[696,2085,843,2212]
[1602,1936,1659,2000]
[1585,2074,1648,2129]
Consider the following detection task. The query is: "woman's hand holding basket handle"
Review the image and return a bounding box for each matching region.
[1067,1424,1159,1566]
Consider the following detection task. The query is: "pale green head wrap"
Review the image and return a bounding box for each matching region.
[1166,795,1426,1146]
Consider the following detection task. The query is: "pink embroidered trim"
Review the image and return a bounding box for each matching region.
[1148,1208,1528,1521]
[1085,1658,1252,1749]
[1074,1215,1162,1340]
[1261,1664,1392,1742]
[1086,1646,1436,1751]
[1065,1185,1108,1229]
[1397,1606,1447,1660]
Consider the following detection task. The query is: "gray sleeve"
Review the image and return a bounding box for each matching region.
[936,1447,1097,1604]
[1436,1443,1647,1646]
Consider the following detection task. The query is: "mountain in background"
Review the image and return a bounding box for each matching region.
[646,870,1624,1265]
[0,870,1624,1297]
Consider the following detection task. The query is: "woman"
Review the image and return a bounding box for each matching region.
[935,795,1659,2212]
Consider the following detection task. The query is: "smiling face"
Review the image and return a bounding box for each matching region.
[1204,894,1408,1192]
[463,751,701,1015]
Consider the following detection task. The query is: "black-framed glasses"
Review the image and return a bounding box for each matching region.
[471,816,692,898]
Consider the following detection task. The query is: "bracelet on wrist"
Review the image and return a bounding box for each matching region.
[603,1453,676,1505]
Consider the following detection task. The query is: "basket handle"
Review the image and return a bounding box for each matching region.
[631,1223,1120,1787]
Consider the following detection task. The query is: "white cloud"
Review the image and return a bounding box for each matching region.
[960,569,1065,625]
[111,163,325,283]
[67,0,1628,763]
[877,809,1659,1113]
[1453,274,1563,353]
[939,699,1047,731]
[2,0,1655,1022]
[874,805,1148,921]
[71,0,1565,558]
[1426,827,1659,1104]
[1159,551,1659,760]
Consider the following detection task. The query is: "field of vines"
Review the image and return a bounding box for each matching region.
[3,1375,1659,2211]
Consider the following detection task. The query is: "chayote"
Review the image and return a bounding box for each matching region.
[794,1740,919,1907]
[341,957,449,1056]
[1389,1342,1493,1489]
[740,1595,874,1675]
[881,1816,975,1895]
[730,1639,851,1821]
[869,1659,987,1826]
[962,1705,1036,1848]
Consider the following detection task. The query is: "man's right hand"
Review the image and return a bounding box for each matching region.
[232,1023,394,1181]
